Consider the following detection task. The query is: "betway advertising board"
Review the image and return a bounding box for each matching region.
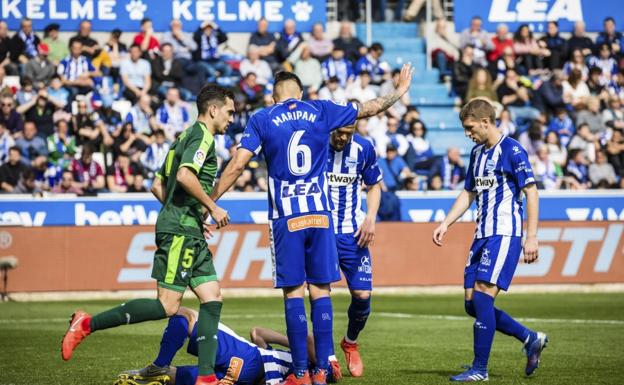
[2,222,622,291]
[0,191,622,227]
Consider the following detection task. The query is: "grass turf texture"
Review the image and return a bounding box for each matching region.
[1,293,623,384]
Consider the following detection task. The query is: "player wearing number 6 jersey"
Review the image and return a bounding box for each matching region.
[432,99,548,382]
[211,65,413,385]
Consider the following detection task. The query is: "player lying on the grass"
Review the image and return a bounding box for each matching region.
[114,307,341,385]
[326,126,382,378]
[432,99,548,382]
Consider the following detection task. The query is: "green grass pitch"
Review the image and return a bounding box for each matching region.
[1,293,623,384]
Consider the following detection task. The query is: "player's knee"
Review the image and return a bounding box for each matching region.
[464,300,476,318]
[351,290,371,300]
[159,299,181,317]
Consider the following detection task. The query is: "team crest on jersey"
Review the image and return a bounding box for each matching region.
[513,146,521,154]
[193,149,206,166]
[289,103,297,110]
[345,156,358,168]
[485,159,496,174]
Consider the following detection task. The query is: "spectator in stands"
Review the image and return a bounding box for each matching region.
[322,46,354,88]
[459,16,492,67]
[51,169,83,194]
[239,45,273,86]
[563,68,590,109]
[58,40,98,97]
[355,42,386,84]
[403,0,443,21]
[489,45,516,86]
[595,17,623,56]
[96,103,123,137]
[23,43,55,86]
[69,144,105,193]
[15,77,36,106]
[545,130,567,167]
[497,69,541,124]
[534,146,561,190]
[133,18,160,57]
[379,143,412,191]
[127,172,147,193]
[428,18,460,81]
[518,120,544,158]
[539,21,567,70]
[588,44,619,86]
[193,21,231,83]
[547,108,575,147]
[69,20,100,60]
[566,148,590,189]
[333,21,366,65]
[0,146,28,192]
[248,18,278,69]
[47,76,69,108]
[41,23,67,66]
[104,29,128,82]
[466,67,498,103]
[537,69,565,115]
[568,123,597,163]
[567,21,593,58]
[430,147,466,190]
[9,18,40,65]
[121,44,153,103]
[0,21,14,75]
[399,106,421,134]
[453,45,477,100]
[156,87,190,141]
[513,24,549,75]
[346,71,377,103]
[126,94,157,140]
[488,23,513,63]
[603,96,624,130]
[12,168,42,195]
[237,72,265,110]
[15,121,47,163]
[405,119,434,172]
[46,119,75,165]
[152,43,186,99]
[587,65,610,103]
[563,48,589,81]
[106,152,135,193]
[608,71,624,102]
[275,19,303,66]
[308,23,333,62]
[498,108,516,137]
[141,129,169,178]
[577,96,607,134]
[0,122,14,164]
[382,116,409,157]
[18,88,58,138]
[380,68,411,118]
[606,128,624,184]
[0,95,23,137]
[589,149,617,188]
[294,45,323,92]
[161,19,197,65]
[318,76,347,103]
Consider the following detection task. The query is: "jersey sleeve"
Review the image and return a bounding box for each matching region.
[239,114,264,155]
[180,128,213,174]
[361,142,383,186]
[320,100,359,131]
[464,148,476,192]
[510,145,536,189]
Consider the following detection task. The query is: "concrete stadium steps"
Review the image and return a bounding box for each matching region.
[356,22,419,39]
[428,130,474,155]
[384,52,426,69]
[418,106,463,129]
[379,37,425,52]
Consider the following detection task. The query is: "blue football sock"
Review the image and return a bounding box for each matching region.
[311,297,334,370]
[465,300,532,343]
[285,297,309,373]
[175,365,198,385]
[347,296,371,342]
[472,291,496,372]
[186,324,199,356]
[154,315,190,367]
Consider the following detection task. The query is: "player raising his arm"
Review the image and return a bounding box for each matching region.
[62,84,234,385]
[432,99,548,382]
[327,126,382,378]
[210,64,413,385]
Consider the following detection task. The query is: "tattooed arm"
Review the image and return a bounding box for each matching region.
[357,63,414,119]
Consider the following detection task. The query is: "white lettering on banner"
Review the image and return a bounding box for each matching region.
[0,211,46,227]
[1,0,21,18]
[207,231,237,278]
[2,0,118,20]
[117,232,154,283]
[71,0,94,19]
[488,0,582,23]
[26,0,44,19]
[172,0,289,22]
[516,224,623,278]
[566,207,624,221]
[230,231,272,280]
[239,1,262,20]
[74,203,158,226]
[408,208,477,222]
[49,0,67,18]
[99,0,115,20]
[218,1,236,21]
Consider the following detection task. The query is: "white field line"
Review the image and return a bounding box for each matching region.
[1,312,623,326]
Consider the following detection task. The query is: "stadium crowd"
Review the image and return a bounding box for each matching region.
[0,15,623,198]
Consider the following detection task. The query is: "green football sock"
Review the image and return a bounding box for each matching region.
[90,298,167,332]
[197,301,222,376]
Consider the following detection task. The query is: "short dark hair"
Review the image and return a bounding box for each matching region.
[605,17,615,24]
[9,145,20,154]
[196,84,234,116]
[370,42,384,52]
[459,98,496,124]
[141,18,152,25]
[130,43,141,51]
[274,71,303,92]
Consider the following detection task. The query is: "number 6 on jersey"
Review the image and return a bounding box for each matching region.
[288,130,312,176]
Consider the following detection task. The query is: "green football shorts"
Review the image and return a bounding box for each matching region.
[152,232,218,293]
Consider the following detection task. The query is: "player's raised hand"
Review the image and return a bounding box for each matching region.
[523,236,539,264]
[396,63,415,95]
[209,205,230,229]
[432,222,448,246]
[354,215,376,248]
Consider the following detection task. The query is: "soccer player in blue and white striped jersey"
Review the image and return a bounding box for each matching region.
[433,99,548,382]
[327,126,382,378]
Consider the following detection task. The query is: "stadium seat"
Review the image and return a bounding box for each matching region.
[418,107,463,129]
[428,131,474,156]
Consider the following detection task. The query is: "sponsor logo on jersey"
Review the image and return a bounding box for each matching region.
[475,176,497,190]
[193,149,206,166]
[327,172,357,187]
[358,255,372,274]
[287,214,330,232]
[281,181,321,198]
[480,248,492,266]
